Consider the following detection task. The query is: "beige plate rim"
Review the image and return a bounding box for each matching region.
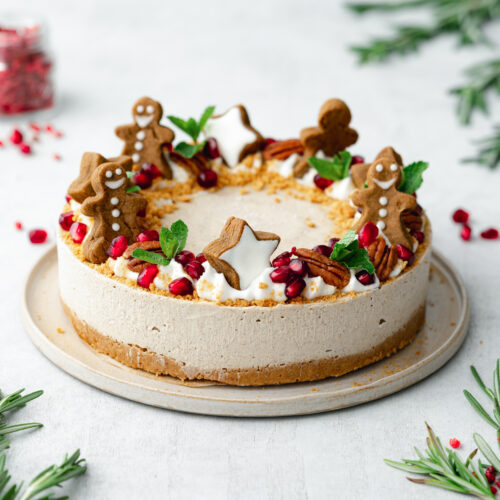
[20,246,469,417]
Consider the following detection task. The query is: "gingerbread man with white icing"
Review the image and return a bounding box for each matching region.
[81,162,147,264]
[350,158,416,248]
[115,96,175,179]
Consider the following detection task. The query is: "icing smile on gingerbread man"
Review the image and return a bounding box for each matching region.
[134,103,158,128]
[372,162,399,190]
[104,167,126,190]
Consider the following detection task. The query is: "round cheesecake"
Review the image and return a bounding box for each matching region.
[57,97,431,386]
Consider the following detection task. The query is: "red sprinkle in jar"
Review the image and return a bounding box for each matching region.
[0,18,54,115]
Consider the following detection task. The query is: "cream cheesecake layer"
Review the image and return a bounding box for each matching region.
[58,236,431,380]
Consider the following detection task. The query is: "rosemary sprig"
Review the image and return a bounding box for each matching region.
[464,360,500,449]
[385,423,499,499]
[0,449,86,500]
[463,126,500,170]
[348,0,500,64]
[450,59,500,125]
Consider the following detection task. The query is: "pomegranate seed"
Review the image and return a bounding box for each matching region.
[397,245,415,265]
[9,129,23,144]
[356,270,375,285]
[480,228,499,240]
[196,253,207,263]
[58,211,74,231]
[54,130,63,138]
[20,143,31,154]
[163,143,174,152]
[136,229,159,242]
[285,277,306,298]
[452,209,469,224]
[29,122,40,132]
[265,138,277,146]
[485,466,497,483]
[351,155,365,165]
[107,235,128,259]
[358,222,379,248]
[45,124,54,133]
[185,260,205,280]
[313,245,332,257]
[272,251,292,268]
[69,222,87,244]
[29,229,47,244]
[197,169,218,188]
[412,230,425,244]
[289,259,308,277]
[270,266,291,284]
[449,438,460,449]
[461,224,472,241]
[53,153,61,161]
[0,140,3,147]
[328,238,340,248]
[169,277,193,296]
[313,174,334,190]
[491,486,497,495]
[134,170,152,189]
[137,265,159,288]
[204,137,220,159]
[142,163,162,179]
[14,221,23,230]
[175,250,195,266]
[65,194,71,203]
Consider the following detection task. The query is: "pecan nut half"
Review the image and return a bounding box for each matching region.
[124,240,163,273]
[294,248,350,289]
[263,139,304,161]
[169,151,209,174]
[366,238,399,282]
[402,209,423,231]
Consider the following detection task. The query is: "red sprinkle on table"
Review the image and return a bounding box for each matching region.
[14,221,23,230]
[480,228,499,240]
[20,143,31,154]
[29,229,47,244]
[461,224,472,241]
[449,438,460,449]
[452,209,469,224]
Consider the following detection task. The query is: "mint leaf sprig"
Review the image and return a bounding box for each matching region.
[385,423,500,499]
[464,361,500,450]
[0,449,86,500]
[132,220,188,267]
[398,161,429,194]
[167,106,215,158]
[308,151,352,181]
[329,229,375,274]
[463,126,500,170]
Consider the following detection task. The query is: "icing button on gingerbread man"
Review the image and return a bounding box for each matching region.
[115,96,175,179]
[81,162,147,264]
[350,158,416,249]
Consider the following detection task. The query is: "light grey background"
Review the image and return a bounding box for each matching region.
[1,1,499,498]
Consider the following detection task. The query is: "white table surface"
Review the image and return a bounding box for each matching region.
[1,1,500,498]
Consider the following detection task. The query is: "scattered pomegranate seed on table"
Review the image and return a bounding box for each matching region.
[358,222,379,248]
[169,277,193,296]
[197,169,218,188]
[107,235,128,259]
[452,208,469,224]
[14,221,23,230]
[449,438,460,449]
[19,143,31,154]
[461,224,472,241]
[69,222,87,244]
[285,276,306,298]
[272,251,291,268]
[313,174,333,191]
[9,128,23,144]
[480,228,499,240]
[185,260,205,280]
[58,211,74,231]
[29,122,40,132]
[138,265,159,288]
[53,153,61,161]
[28,229,48,244]
[136,229,159,242]
[0,140,3,147]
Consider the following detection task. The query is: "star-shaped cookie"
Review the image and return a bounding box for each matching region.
[203,217,280,290]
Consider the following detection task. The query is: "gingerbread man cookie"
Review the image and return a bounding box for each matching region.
[68,153,132,204]
[115,97,175,179]
[351,146,403,189]
[203,217,280,290]
[295,99,358,177]
[203,105,265,168]
[81,162,147,264]
[350,158,416,248]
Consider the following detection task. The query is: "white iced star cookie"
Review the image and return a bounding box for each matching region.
[204,105,264,168]
[203,217,280,290]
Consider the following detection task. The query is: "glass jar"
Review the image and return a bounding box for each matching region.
[0,18,54,115]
